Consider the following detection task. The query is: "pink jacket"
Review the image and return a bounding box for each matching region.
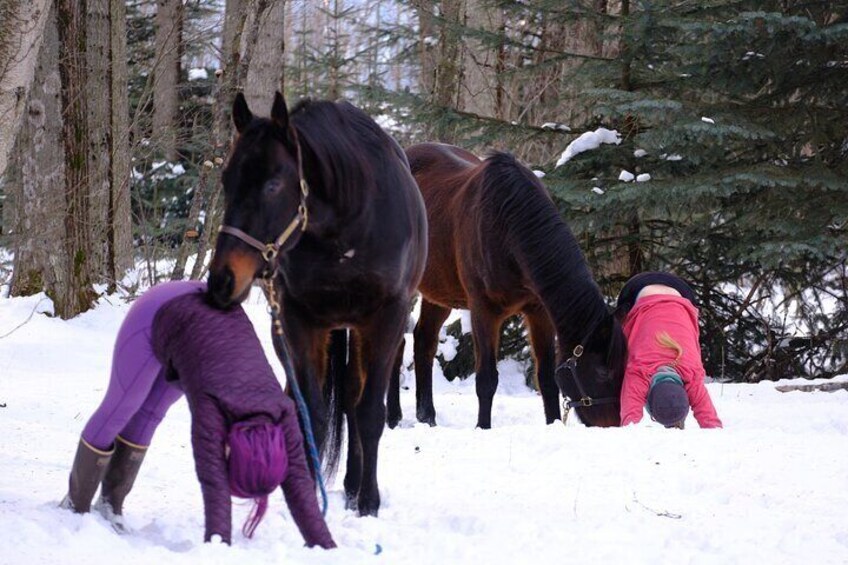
[620,295,722,428]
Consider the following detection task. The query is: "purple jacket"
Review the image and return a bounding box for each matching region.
[152,291,334,548]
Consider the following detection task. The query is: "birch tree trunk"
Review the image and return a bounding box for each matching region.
[8,4,65,299]
[0,0,52,181]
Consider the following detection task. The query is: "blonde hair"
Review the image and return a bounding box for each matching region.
[655,331,683,367]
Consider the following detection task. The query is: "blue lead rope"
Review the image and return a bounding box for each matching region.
[272,326,329,517]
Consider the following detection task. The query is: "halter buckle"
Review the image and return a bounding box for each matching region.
[572,344,584,358]
[298,202,308,231]
[262,244,278,264]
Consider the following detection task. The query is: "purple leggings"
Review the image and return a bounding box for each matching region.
[81,281,207,450]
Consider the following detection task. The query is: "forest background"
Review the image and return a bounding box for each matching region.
[1,0,846,384]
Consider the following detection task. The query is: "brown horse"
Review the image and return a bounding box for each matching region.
[207,92,427,516]
[387,142,626,429]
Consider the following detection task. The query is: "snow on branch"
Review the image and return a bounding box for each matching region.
[555,128,622,168]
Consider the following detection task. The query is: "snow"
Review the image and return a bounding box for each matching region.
[188,68,209,81]
[633,149,648,158]
[636,173,651,182]
[619,170,635,182]
[2,288,848,564]
[701,117,716,124]
[555,128,622,168]
[532,170,545,178]
[591,187,605,195]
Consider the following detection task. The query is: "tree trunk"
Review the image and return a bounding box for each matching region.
[8,4,66,299]
[86,0,110,283]
[432,0,465,142]
[55,0,99,317]
[775,382,848,393]
[192,0,249,279]
[152,0,182,161]
[0,0,52,181]
[461,2,503,130]
[244,0,286,113]
[109,0,132,279]
[411,0,436,96]
[185,0,248,281]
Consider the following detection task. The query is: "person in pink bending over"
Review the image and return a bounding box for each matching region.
[615,272,723,429]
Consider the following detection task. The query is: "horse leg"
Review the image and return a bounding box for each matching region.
[355,301,409,516]
[386,337,405,429]
[343,331,364,511]
[413,299,451,426]
[275,314,331,453]
[524,304,560,424]
[471,307,503,429]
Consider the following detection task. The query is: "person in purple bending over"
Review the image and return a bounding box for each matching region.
[60,280,335,548]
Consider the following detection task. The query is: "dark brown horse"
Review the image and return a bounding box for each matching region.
[207,92,427,516]
[387,142,626,430]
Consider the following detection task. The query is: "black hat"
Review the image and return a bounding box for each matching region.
[647,368,689,427]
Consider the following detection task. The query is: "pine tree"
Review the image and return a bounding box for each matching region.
[377,1,847,382]
[544,2,848,380]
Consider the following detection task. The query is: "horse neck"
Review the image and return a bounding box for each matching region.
[510,218,609,347]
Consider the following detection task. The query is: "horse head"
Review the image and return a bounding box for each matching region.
[208,92,308,308]
[554,313,627,427]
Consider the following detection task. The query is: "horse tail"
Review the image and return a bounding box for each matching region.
[655,331,683,367]
[322,328,347,479]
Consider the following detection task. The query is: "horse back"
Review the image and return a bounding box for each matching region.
[280,107,427,324]
[406,143,530,312]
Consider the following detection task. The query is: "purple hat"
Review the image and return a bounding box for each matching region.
[227,420,289,538]
[647,368,689,427]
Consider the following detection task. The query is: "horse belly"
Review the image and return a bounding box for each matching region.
[418,228,469,309]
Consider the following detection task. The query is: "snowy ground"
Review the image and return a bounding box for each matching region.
[1,287,847,565]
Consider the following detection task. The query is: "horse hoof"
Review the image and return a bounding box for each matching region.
[416,410,437,427]
[357,501,379,518]
[386,414,401,429]
[344,493,358,512]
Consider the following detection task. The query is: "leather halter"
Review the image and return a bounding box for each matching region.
[555,316,620,419]
[218,127,309,274]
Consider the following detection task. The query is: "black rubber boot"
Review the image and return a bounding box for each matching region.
[95,435,147,532]
[60,439,114,513]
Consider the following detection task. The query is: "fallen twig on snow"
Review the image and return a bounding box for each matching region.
[629,493,682,519]
[0,297,49,339]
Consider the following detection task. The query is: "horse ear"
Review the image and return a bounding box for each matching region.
[232,92,253,133]
[271,91,289,131]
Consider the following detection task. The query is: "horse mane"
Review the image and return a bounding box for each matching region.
[476,151,610,340]
[289,99,389,218]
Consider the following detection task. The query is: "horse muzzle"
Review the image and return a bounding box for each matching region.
[207,250,262,308]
